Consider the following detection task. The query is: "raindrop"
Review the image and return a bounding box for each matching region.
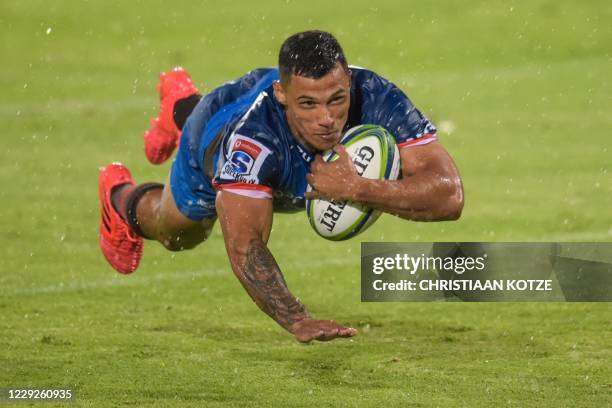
[438,120,456,135]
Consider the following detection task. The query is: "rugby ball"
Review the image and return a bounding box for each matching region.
[306,125,401,240]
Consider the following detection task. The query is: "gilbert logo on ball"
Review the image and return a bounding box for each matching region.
[306,125,401,240]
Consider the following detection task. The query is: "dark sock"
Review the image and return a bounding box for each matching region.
[122,182,164,239]
[111,184,133,221]
[173,94,202,130]
[110,183,163,238]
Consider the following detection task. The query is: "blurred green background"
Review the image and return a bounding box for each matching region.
[1,1,610,406]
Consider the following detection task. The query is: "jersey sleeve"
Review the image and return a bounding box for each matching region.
[212,132,279,199]
[354,69,438,148]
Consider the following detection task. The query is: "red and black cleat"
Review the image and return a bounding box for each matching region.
[144,67,199,165]
[98,163,143,274]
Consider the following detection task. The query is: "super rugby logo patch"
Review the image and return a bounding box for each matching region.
[220,136,271,184]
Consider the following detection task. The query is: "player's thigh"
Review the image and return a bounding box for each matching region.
[157,179,215,250]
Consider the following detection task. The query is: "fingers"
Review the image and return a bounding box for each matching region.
[293,320,358,343]
[304,190,319,200]
[338,327,358,337]
[301,327,338,342]
[309,157,324,177]
[306,173,314,185]
[305,174,319,200]
[321,322,357,339]
[315,327,339,341]
[295,332,315,343]
[305,189,333,202]
[333,144,350,161]
[312,154,325,169]
[312,325,357,341]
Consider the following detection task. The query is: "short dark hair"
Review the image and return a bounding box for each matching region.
[278,30,348,85]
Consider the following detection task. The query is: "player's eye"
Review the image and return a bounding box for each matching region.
[329,96,346,105]
[300,100,316,108]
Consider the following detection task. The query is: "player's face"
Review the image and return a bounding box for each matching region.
[274,64,351,152]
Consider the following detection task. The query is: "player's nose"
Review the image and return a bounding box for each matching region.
[317,107,334,128]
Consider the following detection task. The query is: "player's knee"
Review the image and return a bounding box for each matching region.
[161,238,184,252]
[161,236,200,251]
[160,228,211,252]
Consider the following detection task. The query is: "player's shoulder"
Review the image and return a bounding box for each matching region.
[349,65,393,89]
[219,67,278,89]
[209,67,277,107]
[233,89,287,148]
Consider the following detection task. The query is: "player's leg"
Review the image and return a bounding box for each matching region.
[99,163,214,274]
[99,68,217,273]
[144,67,201,165]
[112,177,214,252]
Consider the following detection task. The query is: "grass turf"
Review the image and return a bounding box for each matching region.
[1,0,611,406]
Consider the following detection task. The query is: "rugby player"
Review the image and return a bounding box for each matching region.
[98,31,464,343]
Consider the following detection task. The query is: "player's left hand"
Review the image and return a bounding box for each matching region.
[290,318,358,343]
[306,145,360,202]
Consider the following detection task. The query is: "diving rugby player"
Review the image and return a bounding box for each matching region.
[98,31,464,343]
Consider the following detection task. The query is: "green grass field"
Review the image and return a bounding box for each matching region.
[1,0,611,406]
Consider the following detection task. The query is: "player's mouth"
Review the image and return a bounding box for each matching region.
[315,130,339,141]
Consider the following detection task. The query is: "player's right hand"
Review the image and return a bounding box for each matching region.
[290,318,358,343]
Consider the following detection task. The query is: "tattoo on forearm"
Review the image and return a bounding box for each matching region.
[241,239,309,329]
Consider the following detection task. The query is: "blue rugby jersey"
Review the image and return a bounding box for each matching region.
[184,66,437,214]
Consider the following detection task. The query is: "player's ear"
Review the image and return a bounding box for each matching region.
[273,80,287,106]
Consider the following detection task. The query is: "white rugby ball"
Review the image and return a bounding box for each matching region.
[306,124,401,240]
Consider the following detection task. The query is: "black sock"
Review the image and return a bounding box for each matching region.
[111,184,132,221]
[110,182,163,239]
[124,183,164,239]
[173,94,202,130]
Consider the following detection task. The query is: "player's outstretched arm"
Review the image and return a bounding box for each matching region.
[306,141,464,221]
[215,190,357,342]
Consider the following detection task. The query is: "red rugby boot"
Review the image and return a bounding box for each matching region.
[144,67,199,164]
[98,163,143,274]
